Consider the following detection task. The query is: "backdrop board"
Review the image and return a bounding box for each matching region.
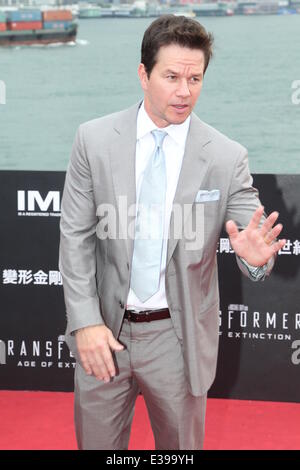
[210,174,300,402]
[0,171,72,390]
[0,171,299,401]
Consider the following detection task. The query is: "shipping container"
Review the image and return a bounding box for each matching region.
[42,10,72,22]
[0,12,7,22]
[7,21,43,31]
[43,21,72,30]
[0,23,7,32]
[6,10,42,23]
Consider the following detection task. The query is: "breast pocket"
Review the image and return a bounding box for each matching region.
[195,189,220,203]
[184,197,222,253]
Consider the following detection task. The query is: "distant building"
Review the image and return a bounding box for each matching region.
[289,0,300,7]
[0,0,75,5]
[179,0,208,4]
[0,0,18,6]
[0,0,56,6]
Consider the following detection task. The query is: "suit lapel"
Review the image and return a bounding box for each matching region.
[109,104,212,266]
[109,102,141,262]
[166,113,212,266]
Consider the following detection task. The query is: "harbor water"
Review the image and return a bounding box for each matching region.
[0,15,299,173]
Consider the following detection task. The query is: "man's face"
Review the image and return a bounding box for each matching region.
[138,44,205,128]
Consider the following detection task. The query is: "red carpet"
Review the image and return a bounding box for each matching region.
[0,391,299,450]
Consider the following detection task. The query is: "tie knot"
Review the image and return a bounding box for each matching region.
[151,129,167,149]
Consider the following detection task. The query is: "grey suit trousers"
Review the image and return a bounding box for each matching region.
[74,316,207,450]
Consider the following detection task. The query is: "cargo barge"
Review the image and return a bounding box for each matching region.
[0,9,77,46]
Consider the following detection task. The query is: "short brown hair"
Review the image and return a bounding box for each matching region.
[141,15,214,77]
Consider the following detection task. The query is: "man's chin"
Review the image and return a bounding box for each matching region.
[151,110,190,127]
[168,107,191,124]
[168,114,190,125]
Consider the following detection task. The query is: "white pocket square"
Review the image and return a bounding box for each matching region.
[195,189,220,202]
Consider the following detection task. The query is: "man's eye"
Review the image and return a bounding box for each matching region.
[190,77,200,83]
[167,75,176,80]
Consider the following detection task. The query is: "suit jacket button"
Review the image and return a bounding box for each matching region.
[119,301,124,309]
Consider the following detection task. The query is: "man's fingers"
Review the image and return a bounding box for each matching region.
[225,220,239,240]
[81,360,93,376]
[87,350,111,382]
[260,211,279,237]
[247,205,265,231]
[80,350,107,379]
[108,332,124,352]
[270,238,286,254]
[101,347,118,380]
[264,223,283,245]
[78,329,124,382]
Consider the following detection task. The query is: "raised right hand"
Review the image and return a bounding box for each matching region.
[75,324,124,382]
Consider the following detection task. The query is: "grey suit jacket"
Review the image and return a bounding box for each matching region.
[59,101,267,396]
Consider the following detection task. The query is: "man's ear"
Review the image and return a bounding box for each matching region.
[138,63,149,92]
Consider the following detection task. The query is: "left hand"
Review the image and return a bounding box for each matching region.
[226,206,286,266]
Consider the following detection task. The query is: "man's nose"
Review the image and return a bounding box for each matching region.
[176,79,191,98]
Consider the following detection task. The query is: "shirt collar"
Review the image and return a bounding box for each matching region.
[137,101,190,148]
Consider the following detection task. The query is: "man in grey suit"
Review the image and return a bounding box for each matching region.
[59,15,285,450]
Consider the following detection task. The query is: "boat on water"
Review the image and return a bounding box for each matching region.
[78,5,135,18]
[192,2,234,17]
[78,6,103,19]
[78,3,196,19]
[0,9,78,46]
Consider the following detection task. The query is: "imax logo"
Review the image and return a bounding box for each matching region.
[0,340,6,365]
[18,190,61,212]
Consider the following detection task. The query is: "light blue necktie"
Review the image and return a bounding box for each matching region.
[130,129,167,302]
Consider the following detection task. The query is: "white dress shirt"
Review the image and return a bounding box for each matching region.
[126,102,190,311]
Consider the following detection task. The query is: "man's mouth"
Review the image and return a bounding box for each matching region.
[172,104,188,109]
